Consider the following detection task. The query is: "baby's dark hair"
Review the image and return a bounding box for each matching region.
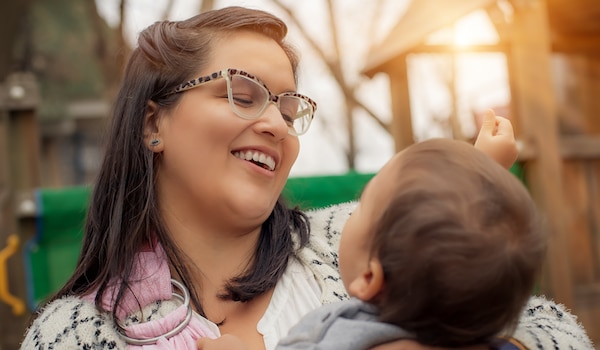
[371,138,546,347]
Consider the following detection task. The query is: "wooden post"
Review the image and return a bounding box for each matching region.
[0,71,41,349]
[386,55,415,152]
[583,56,600,134]
[508,0,574,308]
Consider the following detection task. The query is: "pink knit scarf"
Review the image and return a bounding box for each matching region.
[83,243,218,349]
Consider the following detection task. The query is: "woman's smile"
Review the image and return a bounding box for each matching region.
[232,149,277,172]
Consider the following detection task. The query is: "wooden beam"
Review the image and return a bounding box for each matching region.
[409,43,510,54]
[518,135,600,160]
[363,0,498,76]
[561,136,600,159]
[552,35,600,54]
[382,55,414,151]
[582,56,600,133]
[509,0,575,308]
[0,72,41,349]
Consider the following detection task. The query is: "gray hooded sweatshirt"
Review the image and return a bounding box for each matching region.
[276,298,413,350]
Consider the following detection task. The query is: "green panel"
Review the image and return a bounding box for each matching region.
[23,168,528,308]
[26,241,81,306]
[24,186,91,309]
[36,186,90,243]
[24,174,374,308]
[282,172,375,210]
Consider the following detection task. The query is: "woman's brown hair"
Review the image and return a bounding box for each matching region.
[48,6,309,322]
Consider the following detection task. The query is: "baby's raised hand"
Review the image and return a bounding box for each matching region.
[473,109,518,170]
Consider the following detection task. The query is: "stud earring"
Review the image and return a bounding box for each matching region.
[150,139,161,147]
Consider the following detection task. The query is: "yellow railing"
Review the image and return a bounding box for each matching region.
[0,234,26,316]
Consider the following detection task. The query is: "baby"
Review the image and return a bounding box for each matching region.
[199,136,545,349]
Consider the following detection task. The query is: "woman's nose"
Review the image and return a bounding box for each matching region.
[254,102,290,139]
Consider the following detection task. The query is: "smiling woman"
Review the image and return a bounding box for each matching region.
[21,7,318,350]
[20,5,594,350]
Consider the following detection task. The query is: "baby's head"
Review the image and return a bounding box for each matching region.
[339,138,546,347]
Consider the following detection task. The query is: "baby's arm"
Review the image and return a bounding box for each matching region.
[197,334,249,350]
[473,109,519,170]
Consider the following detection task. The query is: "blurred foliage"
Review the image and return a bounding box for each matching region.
[8,0,121,120]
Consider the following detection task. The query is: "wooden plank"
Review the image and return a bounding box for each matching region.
[561,136,600,159]
[383,55,414,151]
[591,160,600,279]
[408,43,510,54]
[552,36,600,54]
[574,283,600,345]
[363,0,498,76]
[583,56,600,134]
[0,112,8,211]
[556,55,592,135]
[546,0,600,36]
[518,135,600,160]
[0,73,42,350]
[509,0,575,308]
[562,161,595,284]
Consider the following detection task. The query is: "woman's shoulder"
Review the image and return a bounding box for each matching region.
[20,296,126,349]
[305,201,357,240]
[514,295,595,349]
[293,202,357,305]
[306,201,357,222]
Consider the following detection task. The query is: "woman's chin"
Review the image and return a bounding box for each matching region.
[228,196,277,223]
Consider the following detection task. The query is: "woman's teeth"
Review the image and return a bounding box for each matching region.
[233,150,276,171]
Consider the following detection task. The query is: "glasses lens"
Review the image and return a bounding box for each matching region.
[228,72,314,135]
[229,74,269,119]
[279,96,314,135]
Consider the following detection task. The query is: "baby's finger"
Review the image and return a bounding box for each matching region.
[494,116,514,137]
[478,109,498,135]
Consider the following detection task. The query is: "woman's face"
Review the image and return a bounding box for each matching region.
[154,31,300,230]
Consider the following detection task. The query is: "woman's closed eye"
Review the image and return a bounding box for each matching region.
[231,93,256,107]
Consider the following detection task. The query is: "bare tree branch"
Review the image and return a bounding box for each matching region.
[325,0,347,87]
[271,2,389,128]
[117,0,131,75]
[325,0,355,167]
[354,96,390,132]
[0,0,31,79]
[269,1,392,168]
[366,0,385,52]
[161,0,176,20]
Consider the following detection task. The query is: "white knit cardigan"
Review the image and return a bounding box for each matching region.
[20,202,595,349]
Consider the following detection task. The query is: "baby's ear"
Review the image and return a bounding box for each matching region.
[347,258,384,302]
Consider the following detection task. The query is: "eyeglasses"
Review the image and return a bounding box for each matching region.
[164,68,317,136]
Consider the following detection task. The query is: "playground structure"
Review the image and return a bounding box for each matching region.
[362,0,600,344]
[0,83,376,348]
[1,0,599,348]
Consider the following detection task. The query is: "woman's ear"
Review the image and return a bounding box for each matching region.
[144,100,164,152]
[347,258,385,302]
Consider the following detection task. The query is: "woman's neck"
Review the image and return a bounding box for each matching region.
[157,196,275,349]
[162,205,262,286]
